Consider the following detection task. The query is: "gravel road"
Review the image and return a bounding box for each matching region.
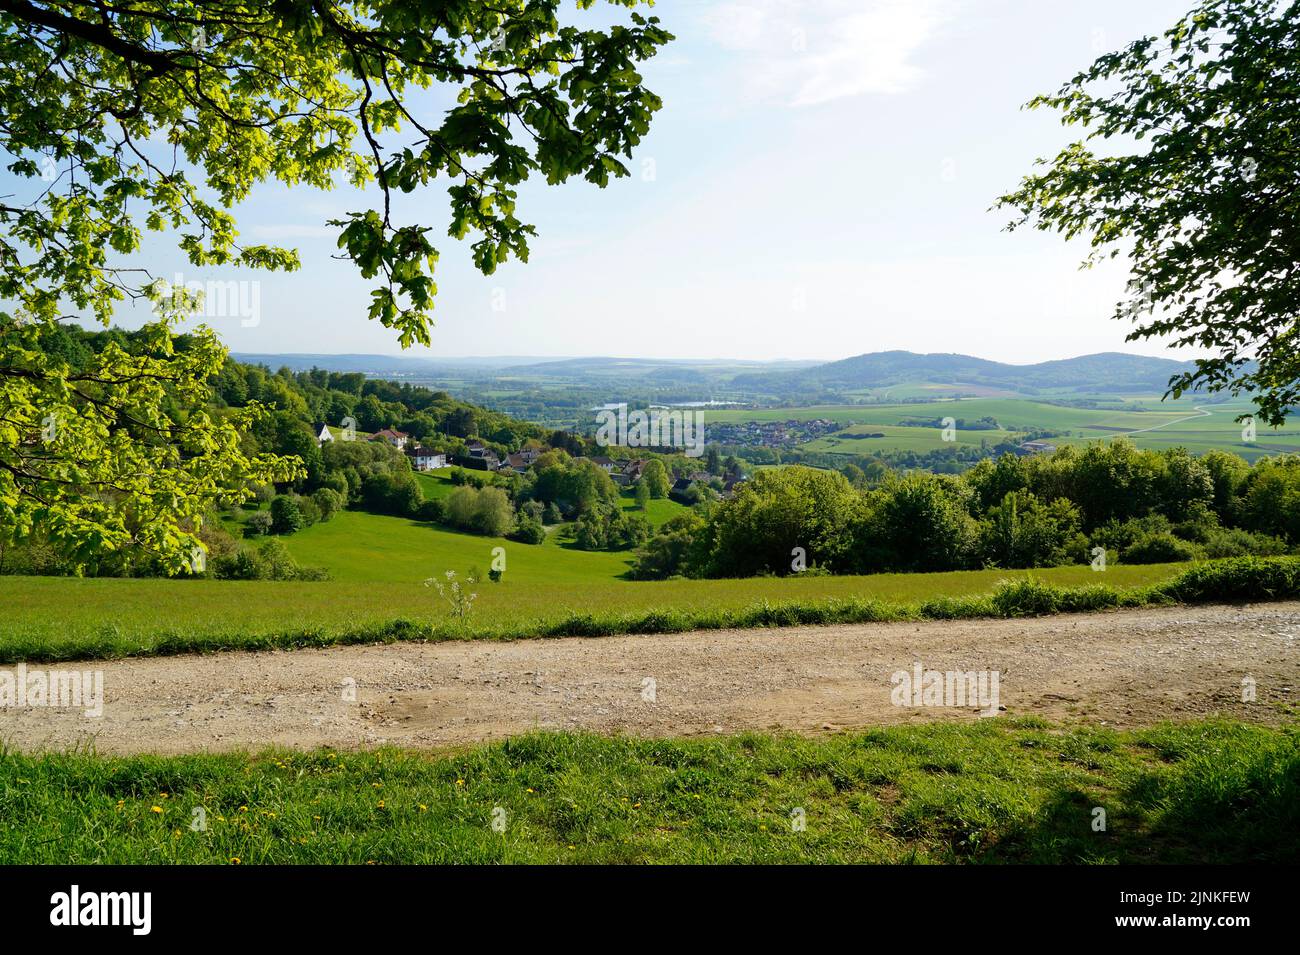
[3,602,1297,754]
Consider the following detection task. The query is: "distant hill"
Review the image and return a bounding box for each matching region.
[233,349,1204,398]
[733,350,1200,396]
[231,353,556,375]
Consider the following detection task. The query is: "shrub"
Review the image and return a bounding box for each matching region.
[989,577,1062,617]
[239,511,270,538]
[445,486,514,537]
[297,496,321,527]
[269,495,304,535]
[312,487,343,521]
[1160,556,1300,603]
[415,499,447,524]
[1201,527,1288,559]
[509,514,546,544]
[1124,532,1201,564]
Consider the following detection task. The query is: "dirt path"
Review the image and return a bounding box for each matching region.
[3,603,1298,754]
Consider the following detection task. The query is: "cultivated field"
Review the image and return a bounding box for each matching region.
[704,396,1299,461]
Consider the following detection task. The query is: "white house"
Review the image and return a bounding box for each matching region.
[406,447,447,471]
[370,428,409,449]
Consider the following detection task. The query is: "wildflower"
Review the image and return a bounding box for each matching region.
[150,806,163,814]
[418,805,428,812]
[229,857,241,865]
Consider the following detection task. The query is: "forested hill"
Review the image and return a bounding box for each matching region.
[52,324,550,455]
[731,350,1203,395]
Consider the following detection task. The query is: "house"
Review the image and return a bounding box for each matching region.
[721,476,748,499]
[504,452,532,474]
[1017,440,1057,455]
[313,422,334,445]
[621,459,648,482]
[369,428,409,450]
[406,446,447,471]
[586,455,617,473]
[668,477,697,504]
[464,440,501,469]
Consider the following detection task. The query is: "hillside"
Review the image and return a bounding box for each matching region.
[732,350,1201,397]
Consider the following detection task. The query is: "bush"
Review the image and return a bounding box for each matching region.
[1201,526,1288,559]
[297,496,321,527]
[312,487,343,521]
[269,495,304,535]
[1123,532,1201,564]
[244,511,273,537]
[509,514,546,544]
[989,577,1062,617]
[1160,556,1300,603]
[445,486,514,537]
[978,491,1084,568]
[211,550,261,580]
[415,498,447,524]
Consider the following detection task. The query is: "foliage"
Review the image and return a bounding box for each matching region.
[0,318,298,574]
[0,0,671,565]
[999,0,1300,425]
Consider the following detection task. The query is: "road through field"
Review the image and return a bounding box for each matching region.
[4,603,1298,754]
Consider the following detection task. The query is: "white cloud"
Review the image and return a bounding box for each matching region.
[700,0,950,107]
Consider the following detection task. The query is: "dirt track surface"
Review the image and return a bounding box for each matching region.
[4,603,1299,754]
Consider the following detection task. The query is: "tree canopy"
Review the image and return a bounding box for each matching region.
[998,0,1300,425]
[0,0,671,569]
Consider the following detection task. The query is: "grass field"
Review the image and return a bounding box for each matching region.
[3,719,1294,863]
[0,509,1193,661]
[705,397,1298,461]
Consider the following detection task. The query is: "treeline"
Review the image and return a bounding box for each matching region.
[632,441,1299,579]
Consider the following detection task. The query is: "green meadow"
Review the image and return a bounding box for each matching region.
[0,505,1191,661]
[3,719,1295,863]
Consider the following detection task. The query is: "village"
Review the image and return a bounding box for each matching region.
[312,421,749,501]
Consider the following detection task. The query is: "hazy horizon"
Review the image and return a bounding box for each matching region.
[228,347,1196,366]
[37,0,1210,365]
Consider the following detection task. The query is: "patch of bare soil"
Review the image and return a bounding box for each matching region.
[4,602,1298,754]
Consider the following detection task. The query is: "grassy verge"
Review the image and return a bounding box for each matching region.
[1,556,1298,664]
[2,719,1295,863]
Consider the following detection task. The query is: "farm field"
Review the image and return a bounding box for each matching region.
[3,719,1294,864]
[700,397,1296,461]
[0,508,1188,660]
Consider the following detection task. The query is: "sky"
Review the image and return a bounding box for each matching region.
[74,0,1204,363]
